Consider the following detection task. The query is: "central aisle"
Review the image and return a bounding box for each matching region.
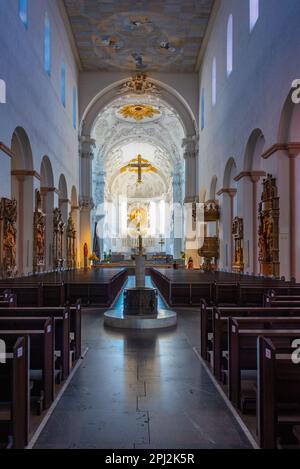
[34,277,251,449]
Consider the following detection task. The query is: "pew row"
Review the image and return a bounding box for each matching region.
[212,308,300,381]
[0,318,54,411]
[0,303,82,373]
[257,336,300,449]
[0,335,29,449]
[228,318,300,411]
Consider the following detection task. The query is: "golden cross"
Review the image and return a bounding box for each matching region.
[120,154,156,184]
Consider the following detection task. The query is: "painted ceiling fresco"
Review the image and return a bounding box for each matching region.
[63,0,214,72]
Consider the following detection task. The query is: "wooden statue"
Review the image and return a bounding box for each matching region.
[0,198,17,278]
[258,174,280,277]
[232,217,244,273]
[33,191,46,273]
[53,208,65,269]
[66,213,76,269]
[84,243,88,269]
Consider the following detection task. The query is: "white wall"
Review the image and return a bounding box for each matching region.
[198,0,300,278]
[0,0,79,195]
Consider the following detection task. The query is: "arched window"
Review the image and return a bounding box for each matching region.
[201,88,205,130]
[227,15,233,77]
[250,0,259,31]
[44,13,51,76]
[61,61,66,107]
[212,57,217,106]
[72,87,77,129]
[0,79,6,104]
[19,0,28,28]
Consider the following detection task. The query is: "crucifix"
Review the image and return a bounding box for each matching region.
[159,237,165,253]
[121,154,156,184]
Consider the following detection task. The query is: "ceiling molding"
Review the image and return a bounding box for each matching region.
[56,0,83,72]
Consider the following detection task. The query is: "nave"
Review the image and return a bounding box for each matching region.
[33,277,251,450]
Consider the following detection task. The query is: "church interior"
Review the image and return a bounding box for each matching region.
[1,0,300,451]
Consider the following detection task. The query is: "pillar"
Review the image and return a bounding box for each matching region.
[41,187,56,271]
[217,188,237,270]
[286,146,300,279]
[79,136,95,267]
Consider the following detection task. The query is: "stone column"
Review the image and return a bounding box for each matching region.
[234,171,266,275]
[93,168,106,260]
[286,145,300,279]
[182,135,198,204]
[172,167,183,259]
[261,143,300,280]
[182,136,199,265]
[41,187,57,271]
[79,136,95,267]
[71,203,80,268]
[217,188,237,270]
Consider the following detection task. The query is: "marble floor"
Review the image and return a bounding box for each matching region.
[33,277,252,449]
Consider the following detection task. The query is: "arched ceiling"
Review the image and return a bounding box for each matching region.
[92,95,185,201]
[63,0,215,72]
[92,94,185,164]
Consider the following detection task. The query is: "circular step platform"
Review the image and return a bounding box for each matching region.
[104,308,177,330]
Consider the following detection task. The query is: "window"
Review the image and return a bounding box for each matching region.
[250,0,259,31]
[44,13,51,76]
[212,58,217,106]
[201,88,205,130]
[0,79,6,104]
[227,15,233,76]
[61,61,66,107]
[19,0,28,27]
[72,87,77,129]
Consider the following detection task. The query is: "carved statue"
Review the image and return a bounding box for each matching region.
[33,191,46,273]
[258,174,280,277]
[0,198,17,278]
[66,213,77,269]
[232,217,244,273]
[53,208,65,269]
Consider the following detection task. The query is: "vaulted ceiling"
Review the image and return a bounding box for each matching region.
[63,0,215,72]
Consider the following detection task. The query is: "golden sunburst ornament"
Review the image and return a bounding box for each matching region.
[118,104,160,121]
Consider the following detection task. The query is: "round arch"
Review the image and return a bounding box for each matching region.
[209,175,218,200]
[11,127,33,171]
[80,77,197,139]
[40,155,54,188]
[277,89,300,142]
[243,128,265,171]
[58,174,68,201]
[223,157,237,189]
[10,127,34,275]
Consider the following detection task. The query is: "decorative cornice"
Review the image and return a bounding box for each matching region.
[59,198,71,205]
[217,188,237,197]
[11,170,40,180]
[0,142,15,158]
[40,187,59,194]
[234,171,266,182]
[261,142,300,159]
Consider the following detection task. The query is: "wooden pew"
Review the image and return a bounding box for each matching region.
[200,300,214,360]
[0,292,17,308]
[257,336,300,449]
[0,302,81,363]
[0,335,29,449]
[0,307,70,380]
[0,318,54,410]
[0,284,43,307]
[228,318,300,409]
[212,307,300,380]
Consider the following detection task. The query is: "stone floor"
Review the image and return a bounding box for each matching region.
[33,277,251,449]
